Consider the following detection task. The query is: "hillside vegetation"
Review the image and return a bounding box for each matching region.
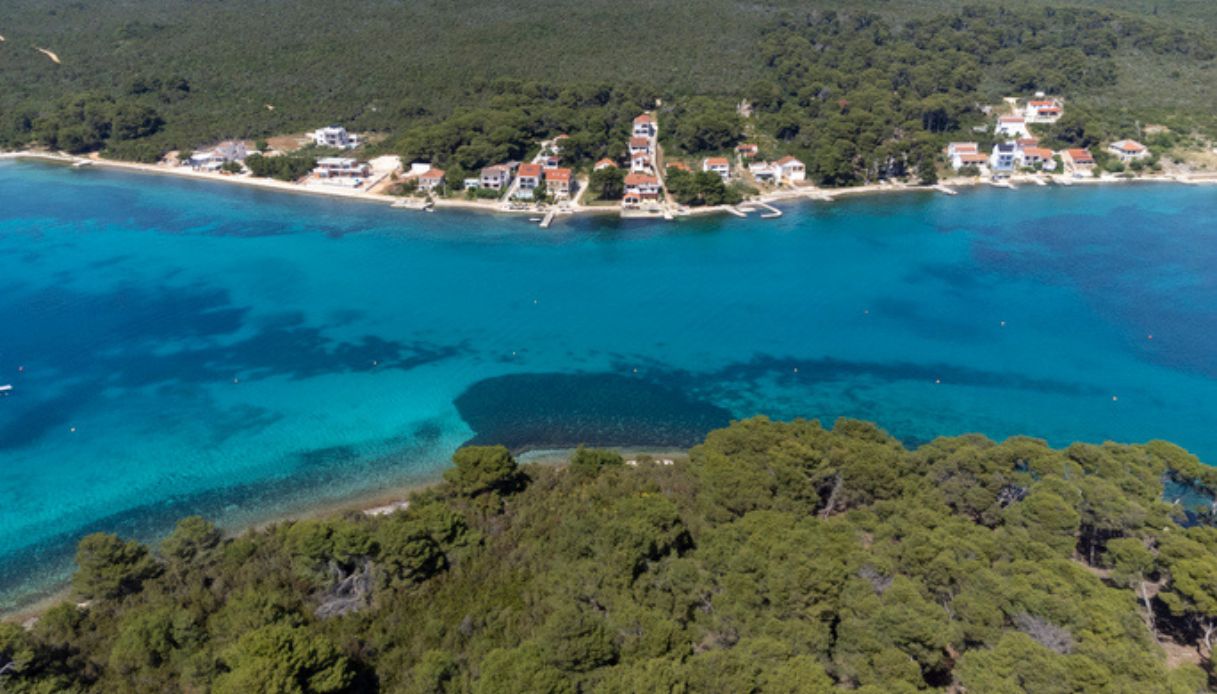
[4,418,1217,692]
[2,1,1217,178]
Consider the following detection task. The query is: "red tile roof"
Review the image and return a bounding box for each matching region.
[1022,147,1053,159]
[959,153,988,164]
[629,136,651,148]
[595,158,618,168]
[633,114,654,124]
[518,163,543,177]
[704,157,730,167]
[624,172,659,186]
[420,167,444,180]
[545,167,572,182]
[1067,148,1095,163]
[776,155,803,166]
[999,116,1025,123]
[667,162,692,172]
[1112,140,1146,153]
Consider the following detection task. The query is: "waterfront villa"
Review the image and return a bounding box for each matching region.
[544,167,573,197]
[594,158,618,171]
[480,164,514,190]
[996,116,1030,138]
[1024,98,1063,123]
[703,157,731,180]
[188,140,248,171]
[418,167,445,191]
[516,163,543,197]
[314,157,370,179]
[946,142,979,169]
[313,125,361,150]
[1108,140,1149,162]
[775,156,806,182]
[749,162,777,184]
[1062,148,1096,173]
[1018,146,1055,169]
[623,172,661,207]
[633,114,657,139]
[990,143,1017,172]
[736,143,759,158]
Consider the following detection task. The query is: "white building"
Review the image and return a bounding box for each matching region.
[1108,140,1150,163]
[702,157,731,180]
[480,164,514,190]
[749,162,777,184]
[995,116,1030,138]
[188,141,247,171]
[774,156,806,183]
[314,157,370,179]
[313,125,361,150]
[945,142,980,170]
[1024,98,1063,123]
[989,143,1017,172]
[632,114,657,139]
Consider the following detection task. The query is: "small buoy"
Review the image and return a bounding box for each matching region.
[863,309,869,315]
[1000,320,1006,327]
[70,427,76,433]
[632,368,638,374]
[935,378,941,384]
[532,299,539,305]
[1147,334,1153,340]
[793,367,799,373]
[372,360,379,366]
[233,377,239,384]
[511,351,517,356]
[17,366,24,373]
[1112,395,1118,402]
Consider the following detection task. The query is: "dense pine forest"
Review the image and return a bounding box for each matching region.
[4,418,1217,692]
[2,2,1217,182]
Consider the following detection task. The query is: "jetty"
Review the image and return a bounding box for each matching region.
[933,184,958,196]
[725,206,749,218]
[753,202,783,219]
[539,208,557,228]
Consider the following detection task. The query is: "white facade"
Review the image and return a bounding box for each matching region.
[995,117,1030,138]
[313,126,361,150]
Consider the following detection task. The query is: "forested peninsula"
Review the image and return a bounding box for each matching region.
[4,418,1217,692]
[3,3,1217,185]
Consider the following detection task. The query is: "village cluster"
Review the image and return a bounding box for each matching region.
[945,95,1151,179]
[174,96,1159,222]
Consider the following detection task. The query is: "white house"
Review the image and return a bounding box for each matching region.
[594,158,618,171]
[989,143,1017,172]
[630,151,651,173]
[515,163,543,198]
[628,136,652,156]
[702,157,731,180]
[749,162,777,184]
[774,156,806,183]
[995,116,1030,138]
[417,167,445,191]
[314,157,370,179]
[624,172,661,201]
[945,142,979,170]
[313,125,361,150]
[1024,98,1063,123]
[480,164,513,190]
[544,167,573,198]
[632,114,657,139]
[1108,140,1150,163]
[1018,146,1055,170]
[188,141,247,171]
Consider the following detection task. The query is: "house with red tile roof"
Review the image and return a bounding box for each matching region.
[1108,139,1149,162]
[544,167,573,197]
[418,167,445,191]
[1018,146,1055,169]
[1024,98,1063,123]
[736,143,759,158]
[632,114,657,139]
[594,158,618,171]
[702,156,731,180]
[996,116,1030,138]
[667,161,692,173]
[624,172,661,199]
[516,163,544,197]
[775,155,806,182]
[480,164,513,190]
[630,150,651,173]
[629,136,652,156]
[1063,148,1095,173]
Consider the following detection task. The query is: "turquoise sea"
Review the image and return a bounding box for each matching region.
[2,160,1216,609]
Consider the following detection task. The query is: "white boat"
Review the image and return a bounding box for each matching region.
[0,384,12,393]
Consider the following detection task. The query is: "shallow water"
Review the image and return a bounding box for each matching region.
[1,161,1215,608]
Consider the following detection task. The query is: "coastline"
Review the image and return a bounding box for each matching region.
[0,445,688,624]
[6,150,1214,226]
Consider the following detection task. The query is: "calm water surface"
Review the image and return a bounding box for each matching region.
[1,160,1215,607]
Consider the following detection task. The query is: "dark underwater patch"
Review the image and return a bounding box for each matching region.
[453,372,733,452]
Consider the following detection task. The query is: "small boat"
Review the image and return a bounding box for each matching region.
[0,384,12,394]
[529,217,542,222]
[72,160,93,168]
